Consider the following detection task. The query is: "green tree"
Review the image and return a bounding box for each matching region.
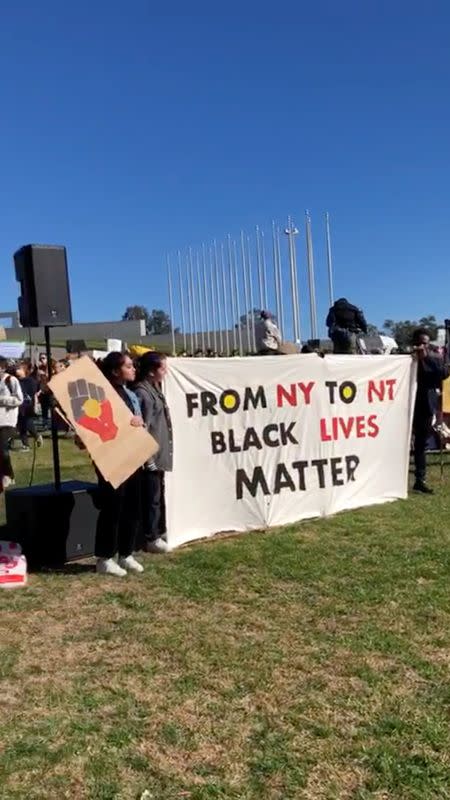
[366,323,380,336]
[122,305,150,329]
[383,315,439,349]
[122,306,175,335]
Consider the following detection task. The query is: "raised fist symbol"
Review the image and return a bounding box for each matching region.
[68,379,118,442]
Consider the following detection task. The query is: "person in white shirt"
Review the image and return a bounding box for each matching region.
[0,359,23,488]
[255,311,282,355]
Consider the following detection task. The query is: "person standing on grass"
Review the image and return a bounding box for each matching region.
[15,362,43,452]
[95,352,145,577]
[412,328,449,494]
[134,352,173,554]
[0,359,23,488]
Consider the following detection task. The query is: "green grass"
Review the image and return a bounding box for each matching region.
[1,441,450,799]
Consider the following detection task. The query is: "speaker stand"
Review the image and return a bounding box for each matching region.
[44,325,62,490]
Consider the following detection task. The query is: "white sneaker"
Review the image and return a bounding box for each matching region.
[146,537,169,554]
[96,557,127,577]
[2,477,15,490]
[118,555,144,573]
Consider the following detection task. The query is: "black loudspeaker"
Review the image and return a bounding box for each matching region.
[5,481,98,568]
[14,244,73,327]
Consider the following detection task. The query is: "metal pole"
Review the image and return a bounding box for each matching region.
[214,241,224,354]
[325,212,335,307]
[227,235,238,352]
[246,236,257,352]
[276,226,285,339]
[233,240,243,356]
[167,255,177,356]
[220,243,231,355]
[202,244,211,349]
[188,248,198,352]
[186,254,194,354]
[209,246,218,353]
[256,226,265,311]
[284,218,301,344]
[305,211,318,340]
[241,231,252,353]
[177,250,187,352]
[196,251,205,353]
[291,222,302,345]
[272,221,282,335]
[45,325,61,491]
[261,229,268,310]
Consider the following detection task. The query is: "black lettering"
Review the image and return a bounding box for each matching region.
[228,430,241,453]
[244,385,267,410]
[211,431,226,454]
[339,381,357,404]
[201,391,218,416]
[243,427,263,451]
[262,424,280,447]
[236,466,270,500]
[292,461,308,490]
[220,390,240,414]
[274,463,296,494]
[280,422,298,445]
[311,458,328,489]
[326,381,337,404]
[345,455,360,482]
[330,457,344,486]
[186,393,199,418]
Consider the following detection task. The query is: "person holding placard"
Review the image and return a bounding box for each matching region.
[135,352,173,553]
[95,352,145,576]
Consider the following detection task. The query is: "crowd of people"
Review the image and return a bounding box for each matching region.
[0,311,449,576]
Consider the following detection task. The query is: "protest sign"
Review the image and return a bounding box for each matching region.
[165,355,416,549]
[443,377,450,414]
[50,356,158,488]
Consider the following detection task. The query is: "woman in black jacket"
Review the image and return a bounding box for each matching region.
[134,352,173,553]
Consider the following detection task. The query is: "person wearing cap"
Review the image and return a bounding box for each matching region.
[255,311,282,355]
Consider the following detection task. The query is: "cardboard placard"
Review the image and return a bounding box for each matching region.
[443,377,450,414]
[49,356,158,488]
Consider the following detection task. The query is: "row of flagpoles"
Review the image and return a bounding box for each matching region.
[166,211,335,355]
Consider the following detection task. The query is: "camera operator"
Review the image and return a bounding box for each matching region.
[326,297,368,354]
[412,328,449,494]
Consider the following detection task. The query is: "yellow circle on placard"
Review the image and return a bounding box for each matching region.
[83,398,101,418]
[342,385,354,400]
[223,393,237,410]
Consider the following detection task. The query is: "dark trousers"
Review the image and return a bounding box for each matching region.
[95,470,141,559]
[140,469,166,545]
[17,414,38,446]
[40,394,51,426]
[413,416,432,483]
[0,426,16,479]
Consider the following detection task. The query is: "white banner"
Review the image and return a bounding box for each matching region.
[165,355,416,549]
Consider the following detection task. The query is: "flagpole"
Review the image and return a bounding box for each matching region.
[220,243,231,355]
[276,225,285,339]
[256,226,265,310]
[233,239,243,356]
[325,212,335,306]
[305,210,318,339]
[196,251,205,353]
[241,231,252,353]
[185,253,194,354]
[167,255,177,356]
[177,250,187,352]
[209,245,218,354]
[261,229,268,309]
[202,243,211,349]
[227,235,238,352]
[272,221,282,335]
[285,217,301,344]
[189,247,198,352]
[246,235,257,352]
[214,240,224,354]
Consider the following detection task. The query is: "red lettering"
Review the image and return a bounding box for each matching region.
[297,381,315,405]
[332,417,339,439]
[368,380,385,402]
[368,414,380,437]
[276,384,297,407]
[386,379,396,400]
[356,415,366,438]
[320,418,332,441]
[339,417,355,439]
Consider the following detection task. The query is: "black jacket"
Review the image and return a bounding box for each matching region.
[326,299,368,334]
[414,355,449,420]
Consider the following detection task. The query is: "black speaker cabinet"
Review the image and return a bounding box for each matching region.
[14,244,73,327]
[5,481,98,568]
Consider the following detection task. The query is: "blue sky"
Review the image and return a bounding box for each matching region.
[1,1,449,337]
